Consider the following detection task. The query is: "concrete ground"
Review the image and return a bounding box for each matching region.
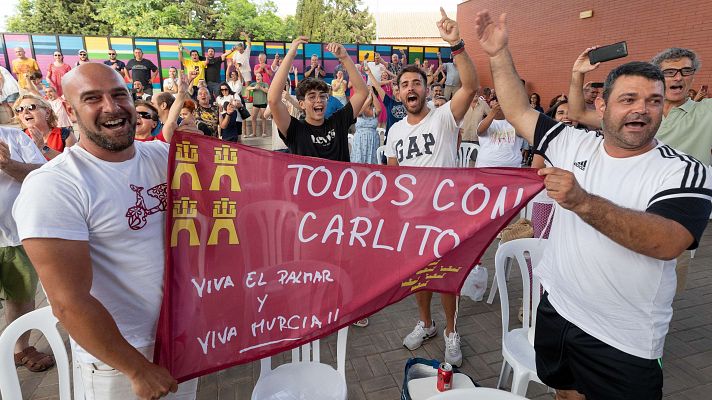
[2,129,711,399]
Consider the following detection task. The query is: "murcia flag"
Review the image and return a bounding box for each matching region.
[154,132,544,381]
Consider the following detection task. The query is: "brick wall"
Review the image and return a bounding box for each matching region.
[457,0,712,108]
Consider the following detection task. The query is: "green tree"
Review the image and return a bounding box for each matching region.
[6,0,108,35]
[293,0,374,43]
[217,0,294,41]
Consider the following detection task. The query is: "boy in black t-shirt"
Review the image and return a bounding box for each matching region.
[268,36,369,162]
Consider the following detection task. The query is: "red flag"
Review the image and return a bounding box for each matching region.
[154,132,544,381]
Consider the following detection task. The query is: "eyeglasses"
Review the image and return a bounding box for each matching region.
[79,53,87,56]
[662,67,696,77]
[137,111,156,120]
[15,104,39,113]
[305,93,329,102]
[108,53,116,56]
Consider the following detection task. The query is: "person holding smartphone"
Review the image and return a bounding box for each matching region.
[178,45,206,94]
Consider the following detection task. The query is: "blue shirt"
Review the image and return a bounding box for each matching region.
[325,96,344,119]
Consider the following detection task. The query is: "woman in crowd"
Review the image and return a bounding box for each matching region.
[163,66,179,95]
[219,100,242,142]
[350,88,381,164]
[246,72,269,137]
[46,51,71,96]
[547,93,567,110]
[44,85,72,128]
[226,69,244,96]
[216,82,235,113]
[13,93,75,160]
[195,86,219,137]
[529,92,544,112]
[331,70,348,105]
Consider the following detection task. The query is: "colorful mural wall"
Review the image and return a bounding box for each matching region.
[0,33,452,91]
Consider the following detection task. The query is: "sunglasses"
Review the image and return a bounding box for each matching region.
[15,104,39,113]
[661,67,695,77]
[108,53,116,56]
[79,53,87,56]
[220,88,229,91]
[137,111,156,120]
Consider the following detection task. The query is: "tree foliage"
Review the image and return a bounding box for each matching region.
[7,0,109,35]
[294,0,375,43]
[5,0,374,43]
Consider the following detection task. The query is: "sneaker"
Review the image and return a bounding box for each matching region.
[444,330,463,367]
[403,320,437,350]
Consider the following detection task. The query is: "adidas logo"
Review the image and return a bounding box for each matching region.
[573,160,588,171]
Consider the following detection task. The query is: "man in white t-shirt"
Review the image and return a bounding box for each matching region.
[476,97,523,167]
[14,63,197,400]
[476,11,712,399]
[0,128,54,373]
[228,32,252,84]
[385,8,479,367]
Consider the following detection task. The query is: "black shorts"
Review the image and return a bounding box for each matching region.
[534,292,662,400]
[252,103,267,109]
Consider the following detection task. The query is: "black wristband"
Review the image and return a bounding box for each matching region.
[451,40,465,52]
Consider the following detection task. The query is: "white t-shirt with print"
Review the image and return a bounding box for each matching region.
[14,141,170,363]
[232,46,252,81]
[476,118,524,167]
[532,115,712,359]
[1,127,45,247]
[385,101,460,167]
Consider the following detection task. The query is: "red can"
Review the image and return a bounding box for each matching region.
[437,362,453,392]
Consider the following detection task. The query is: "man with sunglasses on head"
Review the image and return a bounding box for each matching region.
[268,36,368,161]
[568,47,712,296]
[103,49,126,76]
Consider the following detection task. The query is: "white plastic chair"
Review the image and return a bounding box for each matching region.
[376,145,387,164]
[457,142,479,167]
[251,326,349,400]
[0,306,73,399]
[494,238,548,397]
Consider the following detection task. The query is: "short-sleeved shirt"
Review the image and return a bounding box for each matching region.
[531,113,712,359]
[182,59,206,86]
[231,47,252,81]
[253,64,271,84]
[104,59,126,74]
[12,58,40,89]
[126,58,158,88]
[204,57,222,83]
[443,63,460,87]
[656,98,712,165]
[248,82,269,106]
[476,118,524,168]
[383,94,407,135]
[0,127,45,247]
[279,102,355,161]
[195,104,219,137]
[461,98,490,142]
[385,101,460,167]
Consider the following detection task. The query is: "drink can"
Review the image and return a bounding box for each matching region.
[437,362,453,391]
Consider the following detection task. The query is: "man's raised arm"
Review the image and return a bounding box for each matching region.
[568,47,604,128]
[474,11,538,145]
[268,37,308,137]
[439,8,477,122]
[333,43,368,119]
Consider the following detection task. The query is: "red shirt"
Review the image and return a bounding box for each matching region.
[253,63,272,84]
[135,131,167,142]
[25,127,64,159]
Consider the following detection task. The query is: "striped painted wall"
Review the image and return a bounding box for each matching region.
[0,33,451,90]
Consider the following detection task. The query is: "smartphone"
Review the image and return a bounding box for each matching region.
[364,52,370,59]
[589,41,628,64]
[702,85,708,92]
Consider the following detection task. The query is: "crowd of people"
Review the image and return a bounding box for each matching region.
[0,5,711,400]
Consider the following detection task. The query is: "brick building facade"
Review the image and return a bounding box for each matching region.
[457,0,712,108]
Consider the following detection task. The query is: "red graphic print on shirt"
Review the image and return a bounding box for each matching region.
[125,183,167,230]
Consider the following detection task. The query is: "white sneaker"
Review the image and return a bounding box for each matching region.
[444,330,463,367]
[403,320,437,350]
